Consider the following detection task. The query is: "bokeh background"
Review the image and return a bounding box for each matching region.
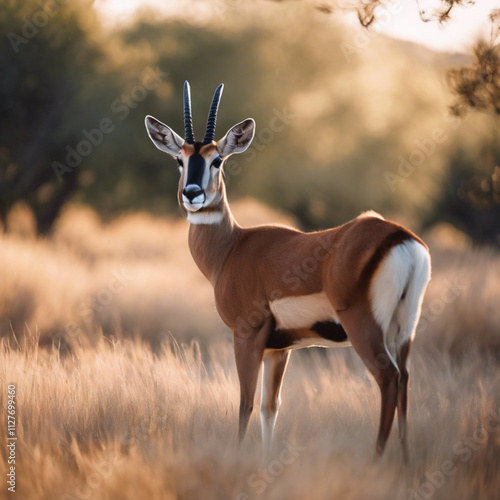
[1,0,499,239]
[0,1,500,499]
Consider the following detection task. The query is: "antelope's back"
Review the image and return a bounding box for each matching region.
[323,215,427,311]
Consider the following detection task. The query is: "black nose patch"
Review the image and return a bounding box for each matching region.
[183,185,204,202]
[185,151,206,189]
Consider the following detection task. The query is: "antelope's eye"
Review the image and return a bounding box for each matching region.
[211,156,222,169]
[176,157,183,167]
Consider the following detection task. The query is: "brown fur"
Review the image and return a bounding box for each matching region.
[190,209,424,330]
[172,127,429,459]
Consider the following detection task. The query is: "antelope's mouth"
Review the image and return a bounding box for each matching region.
[182,201,204,212]
[182,185,206,211]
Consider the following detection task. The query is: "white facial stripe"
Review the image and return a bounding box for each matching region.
[187,211,224,225]
[181,154,188,189]
[201,152,222,190]
[202,159,211,189]
[270,292,339,330]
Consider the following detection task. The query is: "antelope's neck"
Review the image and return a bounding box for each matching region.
[187,196,241,286]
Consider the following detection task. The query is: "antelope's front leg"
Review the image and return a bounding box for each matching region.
[233,316,274,445]
[260,350,290,459]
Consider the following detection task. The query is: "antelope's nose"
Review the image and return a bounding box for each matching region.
[182,185,205,203]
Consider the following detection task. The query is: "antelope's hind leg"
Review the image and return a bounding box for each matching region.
[337,307,400,457]
[260,350,290,459]
[396,340,412,463]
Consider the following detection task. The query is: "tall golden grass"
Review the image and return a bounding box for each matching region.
[0,202,499,499]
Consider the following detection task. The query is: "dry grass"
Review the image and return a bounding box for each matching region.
[0,200,296,350]
[0,202,499,500]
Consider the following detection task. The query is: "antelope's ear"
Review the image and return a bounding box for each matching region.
[216,118,255,157]
[145,115,184,157]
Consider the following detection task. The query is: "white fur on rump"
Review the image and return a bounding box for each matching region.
[369,239,431,362]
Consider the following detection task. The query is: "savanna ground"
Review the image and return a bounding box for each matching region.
[0,201,499,500]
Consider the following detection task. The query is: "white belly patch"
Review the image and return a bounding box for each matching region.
[287,337,351,350]
[269,292,340,330]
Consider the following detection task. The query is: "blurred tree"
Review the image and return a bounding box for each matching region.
[424,146,500,245]
[0,0,498,244]
[448,31,500,116]
[310,1,500,117]
[348,0,478,25]
[0,0,119,233]
[368,3,500,118]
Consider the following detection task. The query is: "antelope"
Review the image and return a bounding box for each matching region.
[145,81,431,461]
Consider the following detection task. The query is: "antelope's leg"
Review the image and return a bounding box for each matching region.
[234,317,273,445]
[375,363,399,456]
[260,350,290,459]
[396,340,412,463]
[337,305,399,457]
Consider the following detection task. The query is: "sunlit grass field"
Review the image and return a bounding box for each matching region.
[0,202,499,500]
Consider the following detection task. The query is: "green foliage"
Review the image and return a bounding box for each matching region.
[0,0,119,232]
[425,139,500,245]
[1,0,499,242]
[448,38,500,117]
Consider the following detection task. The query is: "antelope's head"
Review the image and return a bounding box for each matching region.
[145,81,255,214]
